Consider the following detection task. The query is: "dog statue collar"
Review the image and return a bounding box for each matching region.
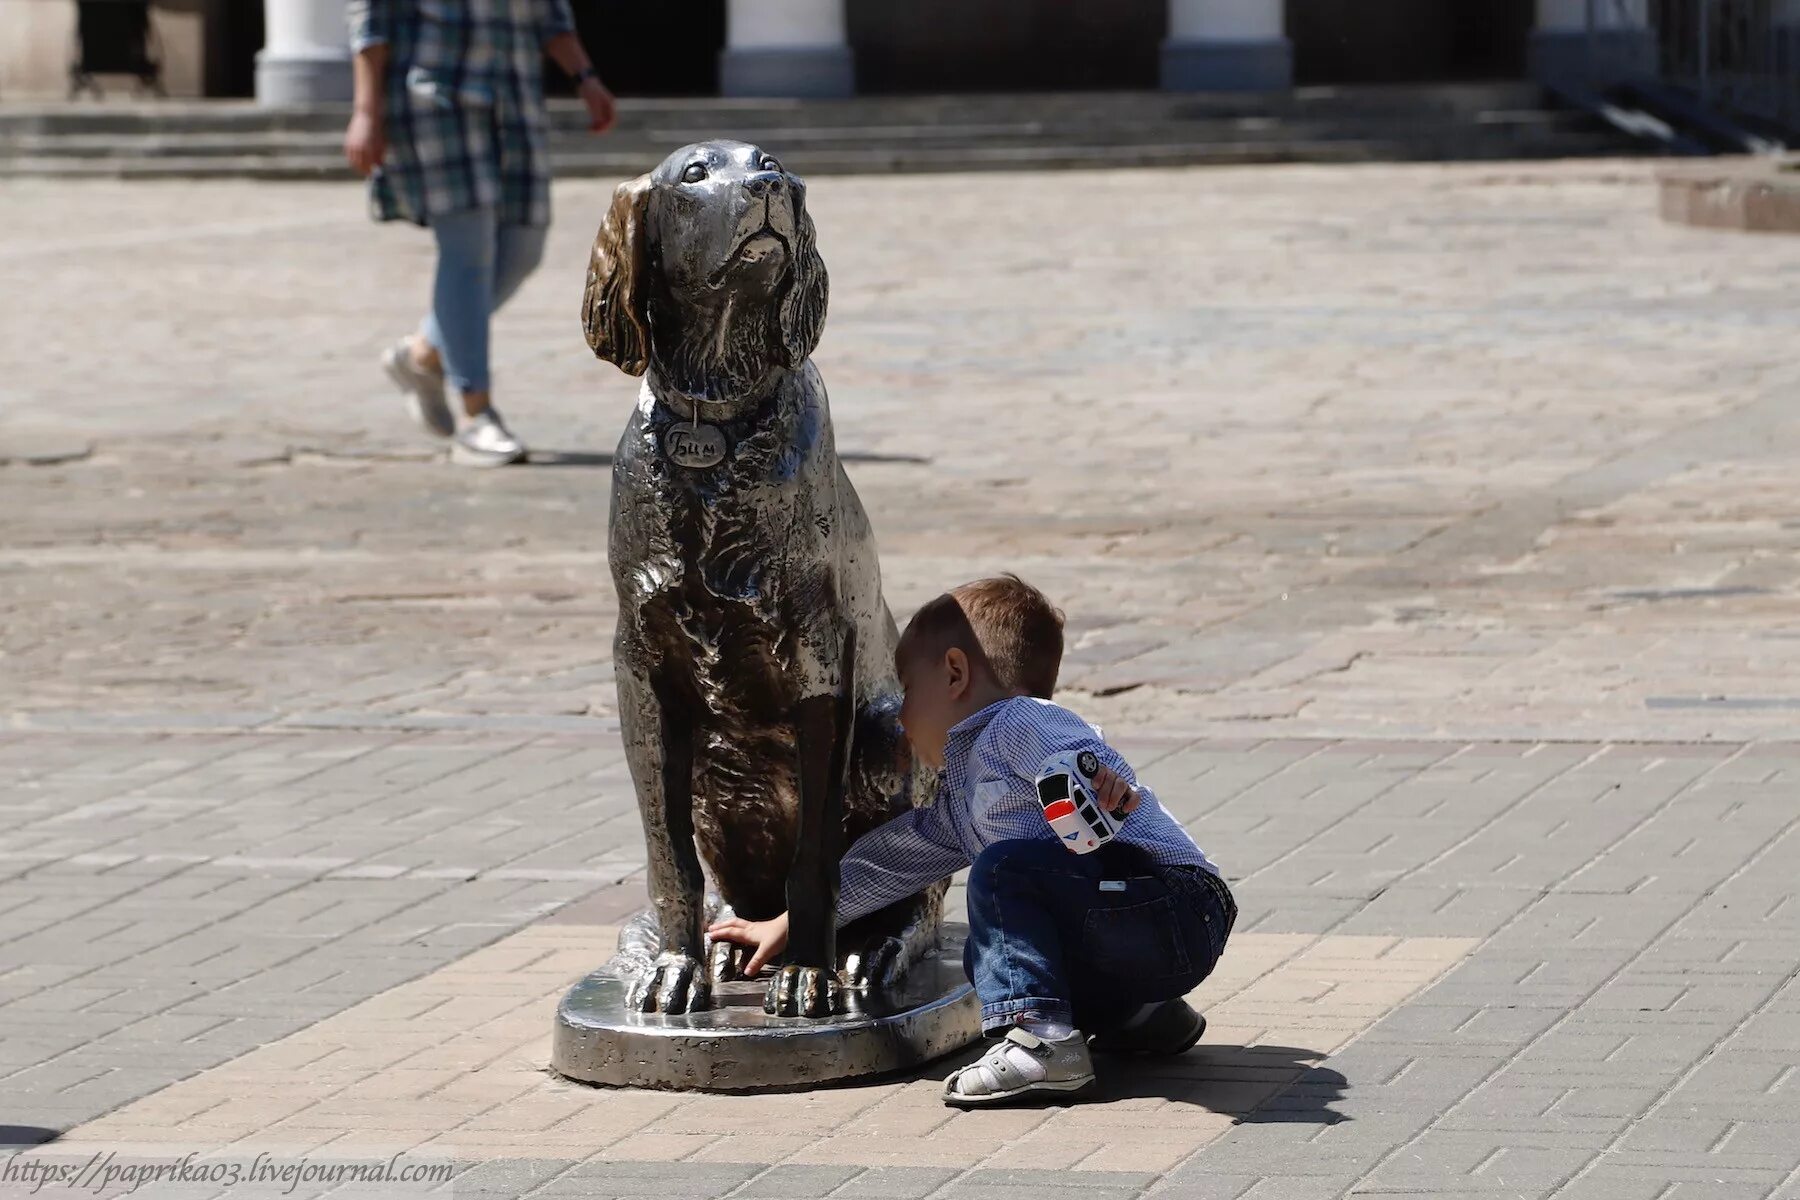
[652,383,755,469]
[663,421,728,469]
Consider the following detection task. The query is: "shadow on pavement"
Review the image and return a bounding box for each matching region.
[522,449,932,469]
[524,449,614,468]
[1095,1043,1349,1124]
[0,1126,60,1146]
[874,1040,1347,1124]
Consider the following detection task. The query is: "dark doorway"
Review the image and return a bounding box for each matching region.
[71,0,162,96]
[567,0,726,95]
[214,0,264,97]
[1290,0,1533,84]
[849,0,1164,92]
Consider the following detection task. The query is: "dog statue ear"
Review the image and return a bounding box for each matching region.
[778,202,829,369]
[582,174,653,376]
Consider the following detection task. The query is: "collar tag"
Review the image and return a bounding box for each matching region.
[664,423,727,468]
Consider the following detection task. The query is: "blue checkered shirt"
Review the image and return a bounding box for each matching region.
[836,697,1219,926]
[347,0,576,228]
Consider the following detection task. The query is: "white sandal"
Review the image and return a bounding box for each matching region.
[943,1027,1095,1107]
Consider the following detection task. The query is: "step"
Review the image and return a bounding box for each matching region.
[0,109,1604,162]
[0,132,1647,182]
[0,82,1554,138]
[0,83,1649,178]
[1,106,1579,153]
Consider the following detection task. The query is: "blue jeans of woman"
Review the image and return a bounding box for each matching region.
[962,839,1235,1035]
[422,206,548,394]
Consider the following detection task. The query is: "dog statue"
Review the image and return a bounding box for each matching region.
[582,141,943,1018]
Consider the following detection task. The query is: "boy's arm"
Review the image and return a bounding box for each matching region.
[983,704,1146,813]
[836,803,967,927]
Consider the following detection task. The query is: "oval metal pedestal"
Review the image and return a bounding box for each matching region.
[551,925,980,1092]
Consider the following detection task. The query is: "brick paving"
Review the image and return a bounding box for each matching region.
[3,159,1800,1198]
[54,925,1472,1170]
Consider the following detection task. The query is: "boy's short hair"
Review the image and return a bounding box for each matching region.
[896,574,1065,698]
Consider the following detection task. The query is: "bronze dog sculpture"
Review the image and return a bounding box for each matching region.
[583,141,942,1018]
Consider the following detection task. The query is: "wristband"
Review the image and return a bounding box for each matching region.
[573,65,601,86]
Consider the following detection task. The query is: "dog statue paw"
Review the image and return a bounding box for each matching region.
[709,937,758,984]
[841,935,907,993]
[628,951,712,1014]
[764,964,843,1017]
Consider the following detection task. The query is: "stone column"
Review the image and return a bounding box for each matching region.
[257,0,351,104]
[1528,0,1657,90]
[719,0,853,98]
[1162,0,1292,92]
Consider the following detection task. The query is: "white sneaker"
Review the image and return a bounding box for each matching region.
[451,410,527,467]
[942,1027,1095,1107]
[380,338,453,439]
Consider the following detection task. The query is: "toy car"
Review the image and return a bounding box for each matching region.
[1035,749,1124,854]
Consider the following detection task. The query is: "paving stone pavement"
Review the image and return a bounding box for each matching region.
[3,158,1800,1199]
[4,159,1800,742]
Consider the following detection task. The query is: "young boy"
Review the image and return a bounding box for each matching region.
[708,575,1236,1106]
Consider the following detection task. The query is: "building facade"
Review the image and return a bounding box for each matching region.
[0,0,1647,103]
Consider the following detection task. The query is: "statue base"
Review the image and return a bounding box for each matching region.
[551,923,980,1091]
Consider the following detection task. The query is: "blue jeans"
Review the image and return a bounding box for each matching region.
[963,839,1235,1035]
[422,206,548,394]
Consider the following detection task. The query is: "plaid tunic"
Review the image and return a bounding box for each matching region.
[347,0,577,228]
[836,697,1219,926]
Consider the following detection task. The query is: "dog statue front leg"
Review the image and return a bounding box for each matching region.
[618,661,711,1014]
[767,629,856,1017]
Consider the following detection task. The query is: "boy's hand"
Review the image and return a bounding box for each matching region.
[1093,765,1141,816]
[706,911,789,977]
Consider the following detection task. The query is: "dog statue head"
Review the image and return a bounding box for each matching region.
[582,140,829,413]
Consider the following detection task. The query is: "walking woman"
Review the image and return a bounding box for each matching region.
[343,1,616,466]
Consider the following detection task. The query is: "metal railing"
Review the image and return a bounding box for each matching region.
[1636,0,1800,130]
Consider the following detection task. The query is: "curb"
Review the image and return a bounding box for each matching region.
[1658,155,1800,233]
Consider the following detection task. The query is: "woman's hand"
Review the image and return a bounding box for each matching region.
[579,77,618,133]
[344,108,387,177]
[1093,765,1141,816]
[706,911,789,976]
